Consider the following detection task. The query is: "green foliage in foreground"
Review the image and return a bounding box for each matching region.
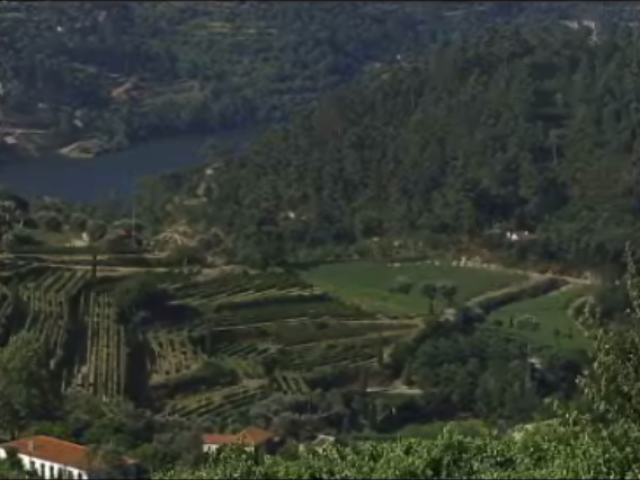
[157,420,640,479]
[159,246,640,479]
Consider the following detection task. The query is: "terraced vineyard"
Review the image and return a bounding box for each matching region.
[0,255,597,433]
[0,260,133,398]
[272,373,310,394]
[151,269,423,422]
[72,291,128,398]
[19,269,90,354]
[0,284,12,336]
[213,341,276,360]
[0,259,422,425]
[148,329,206,384]
[162,381,271,421]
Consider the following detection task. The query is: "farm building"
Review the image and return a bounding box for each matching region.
[203,427,278,453]
[298,434,337,453]
[0,435,138,479]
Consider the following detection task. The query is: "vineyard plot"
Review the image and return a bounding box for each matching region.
[72,291,128,398]
[148,329,206,384]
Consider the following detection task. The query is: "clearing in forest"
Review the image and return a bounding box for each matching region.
[300,261,528,315]
[484,284,595,351]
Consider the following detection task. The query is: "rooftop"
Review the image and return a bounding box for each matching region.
[203,427,276,447]
[237,427,275,446]
[1,436,92,471]
[0,436,136,472]
[202,434,238,446]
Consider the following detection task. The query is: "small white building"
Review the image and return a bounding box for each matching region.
[0,435,138,479]
[505,230,536,242]
[0,436,90,479]
[202,427,277,454]
[298,434,337,453]
[202,433,239,453]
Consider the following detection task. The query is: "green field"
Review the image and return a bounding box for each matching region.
[301,261,528,315]
[485,285,595,351]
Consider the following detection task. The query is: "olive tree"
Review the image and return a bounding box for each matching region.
[419,282,438,314]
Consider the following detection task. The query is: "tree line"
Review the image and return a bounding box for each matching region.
[136,21,640,274]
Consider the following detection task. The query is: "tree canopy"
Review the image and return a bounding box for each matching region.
[134,21,640,271]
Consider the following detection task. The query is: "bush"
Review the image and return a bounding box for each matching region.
[515,315,540,332]
[69,213,89,233]
[1,229,40,251]
[34,211,63,232]
[113,274,171,319]
[101,231,142,253]
[156,422,640,479]
[86,220,108,242]
[436,282,458,306]
[164,245,207,267]
[389,276,413,295]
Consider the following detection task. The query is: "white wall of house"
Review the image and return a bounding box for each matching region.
[0,448,88,479]
[203,444,254,454]
[202,444,221,453]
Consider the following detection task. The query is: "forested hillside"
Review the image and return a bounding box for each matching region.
[0,1,622,156]
[140,21,640,273]
[0,1,446,153]
[5,3,640,479]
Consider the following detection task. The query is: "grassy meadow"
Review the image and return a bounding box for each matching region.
[485,285,595,351]
[300,260,528,315]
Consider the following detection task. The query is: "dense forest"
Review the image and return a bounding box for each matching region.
[0,0,447,151]
[132,20,640,276]
[0,1,626,153]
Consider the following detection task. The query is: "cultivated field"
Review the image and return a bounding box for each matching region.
[301,260,529,314]
[0,255,593,432]
[485,285,594,351]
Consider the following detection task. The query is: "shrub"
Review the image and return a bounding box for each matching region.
[156,422,640,479]
[389,276,413,295]
[436,282,458,306]
[86,220,108,242]
[69,213,89,233]
[113,274,171,320]
[164,245,207,267]
[1,229,40,251]
[515,315,540,332]
[34,211,63,232]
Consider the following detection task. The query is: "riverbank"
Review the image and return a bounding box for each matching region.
[0,135,210,203]
[0,127,259,204]
[57,138,111,159]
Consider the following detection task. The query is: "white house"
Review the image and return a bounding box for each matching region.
[202,433,238,453]
[0,435,90,479]
[202,427,277,454]
[298,434,337,453]
[505,230,536,242]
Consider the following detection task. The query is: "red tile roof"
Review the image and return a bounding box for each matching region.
[0,436,92,471]
[0,436,136,472]
[203,427,276,447]
[237,427,275,446]
[202,434,238,446]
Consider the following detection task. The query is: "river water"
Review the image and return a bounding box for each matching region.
[0,129,256,205]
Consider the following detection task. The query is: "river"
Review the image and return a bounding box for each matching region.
[0,128,257,205]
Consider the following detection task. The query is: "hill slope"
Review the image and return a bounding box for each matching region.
[146,21,640,271]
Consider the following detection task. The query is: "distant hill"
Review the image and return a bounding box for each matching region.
[0,1,627,153]
[137,18,640,273]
